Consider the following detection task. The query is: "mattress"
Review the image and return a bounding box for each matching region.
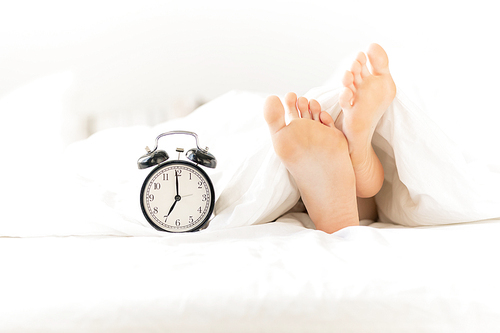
[2,218,500,332]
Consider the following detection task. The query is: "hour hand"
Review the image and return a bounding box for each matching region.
[166,200,177,217]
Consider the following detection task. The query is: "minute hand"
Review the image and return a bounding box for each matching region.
[175,170,179,196]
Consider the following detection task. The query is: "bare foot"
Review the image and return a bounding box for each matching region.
[339,43,396,198]
[264,92,359,233]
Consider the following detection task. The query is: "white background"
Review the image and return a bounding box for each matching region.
[1,0,499,149]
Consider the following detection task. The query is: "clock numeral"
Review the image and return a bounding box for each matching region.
[189,173,192,180]
[197,207,202,213]
[163,173,169,181]
[148,194,155,201]
[201,194,207,202]
[175,219,181,226]
[153,183,161,190]
[175,169,182,176]
[188,216,194,223]
[197,181,203,189]
[153,207,158,214]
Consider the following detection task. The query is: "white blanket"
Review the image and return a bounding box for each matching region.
[52,87,500,233]
[2,73,500,237]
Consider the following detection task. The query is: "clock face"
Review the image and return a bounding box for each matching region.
[140,160,215,232]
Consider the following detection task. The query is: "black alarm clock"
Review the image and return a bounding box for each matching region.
[137,131,216,232]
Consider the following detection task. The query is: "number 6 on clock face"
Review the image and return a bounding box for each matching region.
[140,160,215,232]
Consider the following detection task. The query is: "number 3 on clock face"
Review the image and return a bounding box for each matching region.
[140,160,215,232]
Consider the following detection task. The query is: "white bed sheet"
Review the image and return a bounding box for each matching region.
[2,217,500,332]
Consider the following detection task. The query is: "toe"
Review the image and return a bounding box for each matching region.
[319,111,335,128]
[342,71,356,92]
[350,60,363,86]
[263,95,286,135]
[309,99,321,121]
[339,87,354,110]
[342,70,356,93]
[356,51,370,78]
[284,92,300,120]
[297,96,310,119]
[367,43,390,75]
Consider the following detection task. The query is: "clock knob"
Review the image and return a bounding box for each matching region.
[137,150,169,169]
[186,148,217,168]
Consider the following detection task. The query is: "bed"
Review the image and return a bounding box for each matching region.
[2,73,500,332]
[2,2,500,332]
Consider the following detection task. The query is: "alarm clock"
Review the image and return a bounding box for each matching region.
[137,130,216,232]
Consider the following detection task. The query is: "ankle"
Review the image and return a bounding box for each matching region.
[348,138,371,163]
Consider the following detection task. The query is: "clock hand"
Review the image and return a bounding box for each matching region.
[166,193,182,218]
[166,200,178,217]
[162,171,181,220]
[175,170,179,196]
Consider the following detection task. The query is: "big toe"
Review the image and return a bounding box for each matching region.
[263,95,286,135]
[367,43,390,75]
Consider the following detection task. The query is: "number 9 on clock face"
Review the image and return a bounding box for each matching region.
[140,160,215,232]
